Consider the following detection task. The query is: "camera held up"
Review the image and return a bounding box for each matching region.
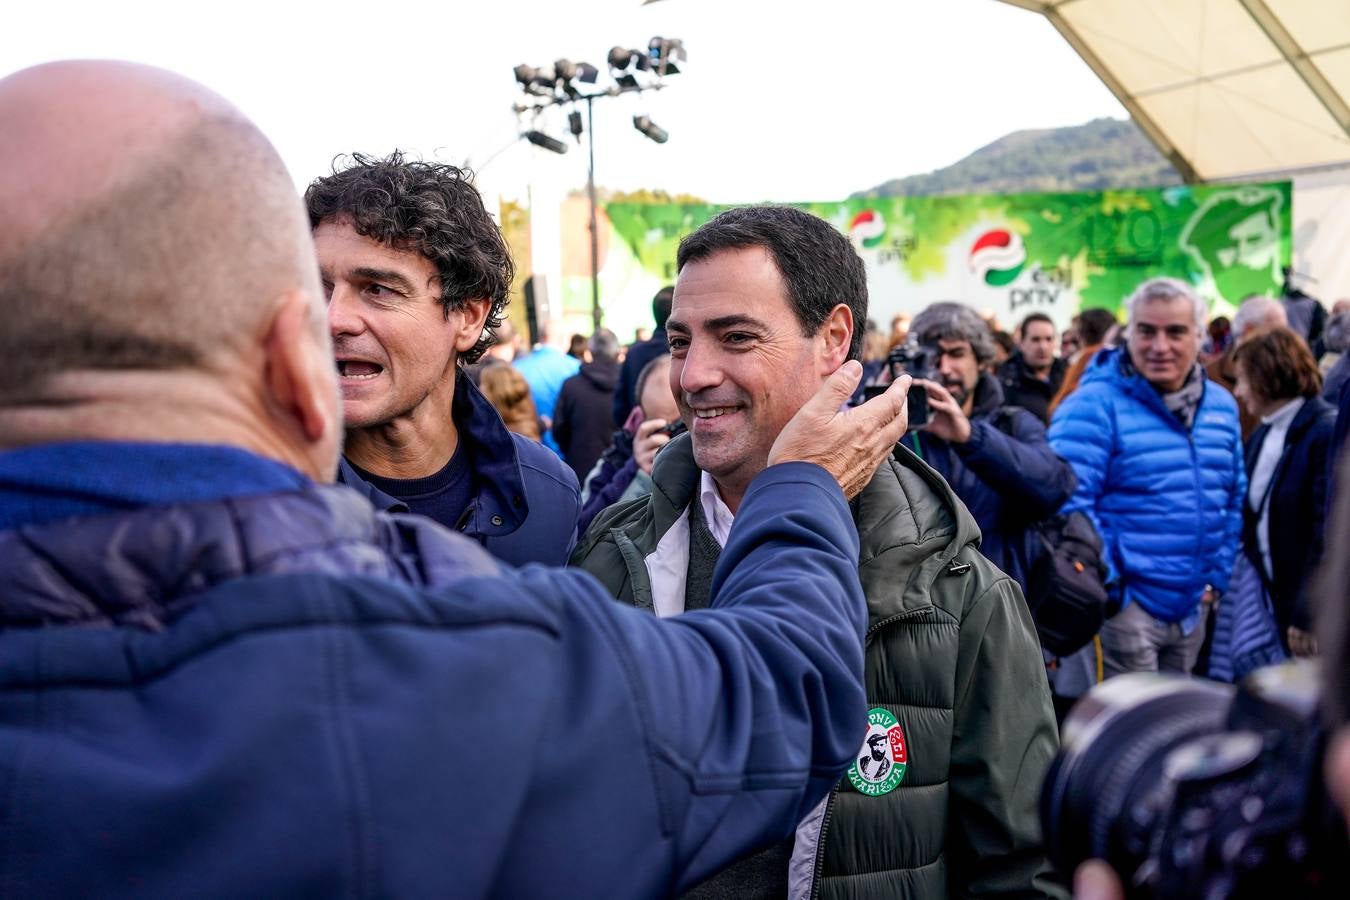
[862,340,936,427]
[1040,661,1347,899]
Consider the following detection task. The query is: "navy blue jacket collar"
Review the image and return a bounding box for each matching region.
[1244,395,1336,477]
[339,372,528,538]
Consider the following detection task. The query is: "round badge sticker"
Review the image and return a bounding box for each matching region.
[847,707,908,796]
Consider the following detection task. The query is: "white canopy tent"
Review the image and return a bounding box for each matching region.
[999,0,1350,300]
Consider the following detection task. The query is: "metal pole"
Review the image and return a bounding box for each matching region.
[586,96,601,331]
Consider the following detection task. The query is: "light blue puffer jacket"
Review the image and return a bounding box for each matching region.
[1049,347,1246,623]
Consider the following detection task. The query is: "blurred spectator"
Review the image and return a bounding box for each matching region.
[1076,308,1119,346]
[990,329,1015,371]
[1332,375,1350,512]
[1206,294,1288,439]
[1322,309,1350,402]
[1281,276,1326,348]
[514,321,580,455]
[554,329,621,483]
[1060,327,1081,361]
[577,354,677,534]
[863,327,889,364]
[633,326,651,344]
[888,312,911,349]
[1049,344,1105,419]
[999,311,1067,424]
[566,333,588,361]
[612,286,674,428]
[485,318,521,363]
[1230,328,1336,655]
[463,319,521,385]
[1202,315,1233,362]
[1312,297,1350,360]
[478,362,544,443]
[1050,277,1244,677]
[1067,307,1119,359]
[857,326,892,403]
[907,302,1076,590]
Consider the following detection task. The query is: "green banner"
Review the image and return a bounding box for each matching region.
[575,182,1291,337]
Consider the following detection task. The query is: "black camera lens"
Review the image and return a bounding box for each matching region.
[1040,675,1234,883]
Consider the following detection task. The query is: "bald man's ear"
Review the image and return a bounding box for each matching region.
[819,303,855,372]
[263,291,340,469]
[451,297,494,356]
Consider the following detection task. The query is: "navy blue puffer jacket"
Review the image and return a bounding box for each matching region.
[0,467,866,898]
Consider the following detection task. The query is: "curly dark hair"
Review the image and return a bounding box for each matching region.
[676,206,869,362]
[304,151,513,363]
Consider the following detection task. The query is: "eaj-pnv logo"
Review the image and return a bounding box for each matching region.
[969,229,1026,287]
[849,209,886,249]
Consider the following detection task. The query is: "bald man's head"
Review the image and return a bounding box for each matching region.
[0,61,323,403]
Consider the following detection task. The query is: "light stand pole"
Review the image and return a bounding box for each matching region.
[586,95,600,331]
[512,39,683,332]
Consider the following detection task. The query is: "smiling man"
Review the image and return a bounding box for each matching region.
[1050,277,1245,677]
[573,206,1059,899]
[306,154,580,566]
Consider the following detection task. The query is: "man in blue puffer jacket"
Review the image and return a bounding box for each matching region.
[1050,277,1246,677]
[0,60,915,899]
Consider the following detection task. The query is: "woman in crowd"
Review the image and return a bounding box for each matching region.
[1230,327,1338,658]
[479,362,544,443]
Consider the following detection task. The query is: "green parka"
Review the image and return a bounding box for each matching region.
[571,435,1062,898]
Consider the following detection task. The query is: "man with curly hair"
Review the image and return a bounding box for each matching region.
[306,153,581,566]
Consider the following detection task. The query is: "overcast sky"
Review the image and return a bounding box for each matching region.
[7,0,1126,204]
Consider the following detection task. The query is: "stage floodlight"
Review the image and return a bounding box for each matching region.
[608,47,651,74]
[525,130,569,154]
[575,62,599,84]
[513,64,537,87]
[568,110,584,140]
[632,115,668,144]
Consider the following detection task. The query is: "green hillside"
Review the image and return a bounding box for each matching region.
[855,118,1181,198]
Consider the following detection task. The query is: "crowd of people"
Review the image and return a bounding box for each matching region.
[2,59,1348,899]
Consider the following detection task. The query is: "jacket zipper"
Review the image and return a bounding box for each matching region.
[1137,374,1207,616]
[809,605,936,898]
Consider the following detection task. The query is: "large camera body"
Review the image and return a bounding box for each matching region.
[1040,661,1346,898]
[861,341,938,425]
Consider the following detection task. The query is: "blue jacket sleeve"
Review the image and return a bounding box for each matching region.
[495,462,867,895]
[955,409,1076,521]
[1049,387,1121,585]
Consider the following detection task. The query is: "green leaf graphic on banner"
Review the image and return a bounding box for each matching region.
[575,181,1291,333]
